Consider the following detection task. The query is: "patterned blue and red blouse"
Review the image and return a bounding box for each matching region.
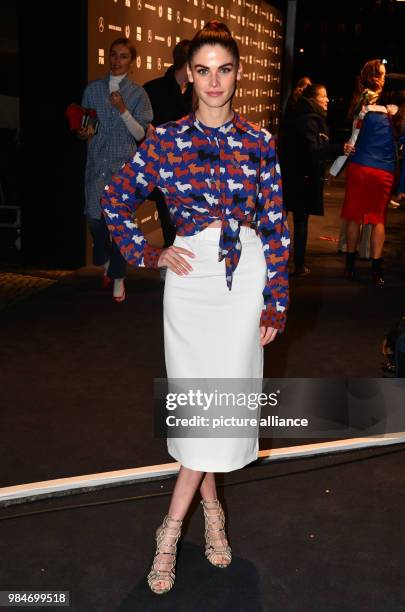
[101,112,290,330]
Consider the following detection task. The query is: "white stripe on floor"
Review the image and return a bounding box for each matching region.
[1,433,404,504]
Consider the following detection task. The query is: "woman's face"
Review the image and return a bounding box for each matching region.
[378,63,386,86]
[187,44,242,112]
[109,44,133,76]
[315,87,329,112]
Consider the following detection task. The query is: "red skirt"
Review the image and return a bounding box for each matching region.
[341,162,394,225]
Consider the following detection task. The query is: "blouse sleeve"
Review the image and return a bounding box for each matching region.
[398,135,405,194]
[100,129,163,268]
[256,132,290,331]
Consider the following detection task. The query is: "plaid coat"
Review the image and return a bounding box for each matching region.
[81,74,153,218]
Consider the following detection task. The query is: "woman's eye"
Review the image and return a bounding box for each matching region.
[220,67,231,73]
[197,69,208,75]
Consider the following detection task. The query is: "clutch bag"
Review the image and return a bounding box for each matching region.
[65,103,99,133]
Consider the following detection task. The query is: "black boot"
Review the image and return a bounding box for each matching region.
[344,252,356,279]
[371,258,384,287]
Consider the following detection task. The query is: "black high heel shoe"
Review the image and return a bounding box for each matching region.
[344,252,356,279]
[371,258,384,288]
[372,271,385,288]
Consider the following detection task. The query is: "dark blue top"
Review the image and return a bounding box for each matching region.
[350,111,396,174]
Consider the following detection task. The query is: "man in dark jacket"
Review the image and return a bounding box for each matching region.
[143,40,193,127]
[143,40,193,249]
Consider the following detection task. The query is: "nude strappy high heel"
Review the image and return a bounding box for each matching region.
[201,499,232,568]
[147,515,182,595]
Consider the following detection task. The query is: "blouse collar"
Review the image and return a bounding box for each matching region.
[177,111,261,137]
[193,113,235,137]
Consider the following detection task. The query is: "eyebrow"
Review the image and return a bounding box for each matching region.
[194,62,234,69]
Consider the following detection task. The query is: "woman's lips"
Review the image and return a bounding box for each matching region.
[206,91,223,96]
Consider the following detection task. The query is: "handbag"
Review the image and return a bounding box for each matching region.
[65,103,99,133]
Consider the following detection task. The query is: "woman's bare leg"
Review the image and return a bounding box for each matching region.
[150,465,205,593]
[346,220,361,252]
[370,222,386,286]
[200,471,218,501]
[167,465,205,519]
[370,223,385,259]
[200,472,231,566]
[344,220,361,277]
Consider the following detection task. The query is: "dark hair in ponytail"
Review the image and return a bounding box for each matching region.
[302,83,326,100]
[188,20,240,64]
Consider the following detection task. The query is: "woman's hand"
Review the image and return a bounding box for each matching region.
[145,124,156,139]
[260,326,278,346]
[110,91,126,114]
[158,246,195,275]
[77,126,95,140]
[343,142,355,156]
[386,104,399,116]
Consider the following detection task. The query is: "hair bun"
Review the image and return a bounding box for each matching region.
[188,20,239,64]
[203,20,231,35]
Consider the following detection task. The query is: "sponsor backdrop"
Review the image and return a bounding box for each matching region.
[88,0,283,130]
[87,0,283,244]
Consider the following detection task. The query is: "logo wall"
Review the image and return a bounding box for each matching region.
[89,0,283,129]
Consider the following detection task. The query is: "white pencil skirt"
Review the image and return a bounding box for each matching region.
[163,226,267,472]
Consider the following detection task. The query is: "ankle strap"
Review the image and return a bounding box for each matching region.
[164,514,183,526]
[201,499,220,506]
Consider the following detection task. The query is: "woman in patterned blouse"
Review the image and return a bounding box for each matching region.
[102,21,289,595]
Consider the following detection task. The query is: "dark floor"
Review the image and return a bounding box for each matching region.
[1,445,405,612]
[1,175,405,611]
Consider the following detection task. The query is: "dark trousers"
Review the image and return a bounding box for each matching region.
[292,212,309,270]
[87,216,127,279]
[396,334,405,377]
[152,188,176,248]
